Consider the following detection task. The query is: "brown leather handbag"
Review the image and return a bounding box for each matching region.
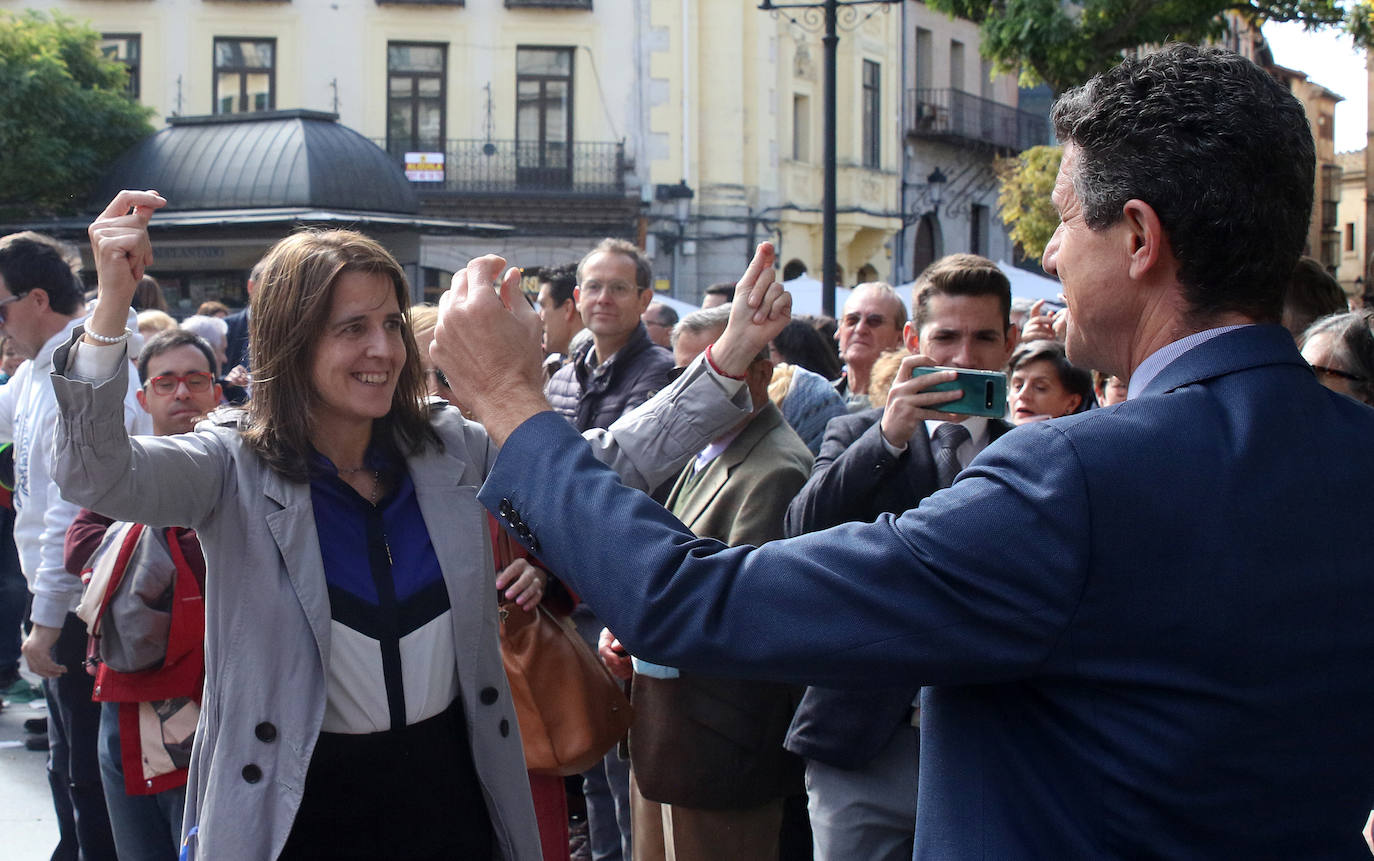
[491,516,633,776]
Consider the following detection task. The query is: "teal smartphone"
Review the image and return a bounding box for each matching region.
[909,366,1007,418]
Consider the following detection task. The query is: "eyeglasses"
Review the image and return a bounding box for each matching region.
[644,319,671,329]
[580,281,639,299]
[1311,364,1366,383]
[0,292,27,325]
[842,312,889,330]
[145,371,215,395]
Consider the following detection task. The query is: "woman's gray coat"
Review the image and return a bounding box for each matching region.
[49,333,748,861]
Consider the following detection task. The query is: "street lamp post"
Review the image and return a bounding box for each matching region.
[759,0,901,317]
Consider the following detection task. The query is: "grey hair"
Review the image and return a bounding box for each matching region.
[671,304,732,349]
[179,314,229,350]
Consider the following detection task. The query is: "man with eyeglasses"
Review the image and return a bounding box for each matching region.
[833,282,907,411]
[63,328,221,860]
[0,230,148,861]
[641,301,678,349]
[546,237,674,435]
[544,236,674,861]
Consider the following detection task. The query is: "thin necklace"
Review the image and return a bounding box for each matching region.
[336,465,381,505]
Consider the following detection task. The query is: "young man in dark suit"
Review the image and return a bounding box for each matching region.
[437,45,1374,858]
[782,254,1018,861]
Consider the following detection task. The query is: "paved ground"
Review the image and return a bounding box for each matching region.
[0,667,59,861]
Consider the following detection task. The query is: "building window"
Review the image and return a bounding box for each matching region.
[100,34,140,99]
[387,43,446,154]
[1347,222,1357,253]
[950,40,965,91]
[214,38,275,114]
[793,94,810,162]
[862,60,880,169]
[505,0,592,7]
[970,204,989,256]
[516,46,574,188]
[915,28,932,91]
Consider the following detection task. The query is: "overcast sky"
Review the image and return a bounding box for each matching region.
[1262,19,1367,153]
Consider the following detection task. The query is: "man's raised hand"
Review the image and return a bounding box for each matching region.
[710,242,792,375]
[432,255,550,446]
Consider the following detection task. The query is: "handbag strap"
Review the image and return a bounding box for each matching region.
[91,523,147,629]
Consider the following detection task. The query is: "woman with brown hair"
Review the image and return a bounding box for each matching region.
[52,190,787,861]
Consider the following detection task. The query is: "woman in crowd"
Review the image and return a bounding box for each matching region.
[55,190,783,861]
[1007,339,1093,424]
[1298,310,1374,406]
[131,274,169,312]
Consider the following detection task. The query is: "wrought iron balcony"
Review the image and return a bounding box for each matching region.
[505,0,591,7]
[373,138,626,196]
[905,88,1047,153]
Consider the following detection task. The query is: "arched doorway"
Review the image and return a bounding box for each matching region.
[912,214,943,277]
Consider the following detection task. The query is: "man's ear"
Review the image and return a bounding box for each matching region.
[560,298,578,322]
[27,288,49,313]
[902,321,918,354]
[1121,199,1165,281]
[135,389,149,412]
[636,288,653,314]
[1002,322,1021,365]
[572,287,582,311]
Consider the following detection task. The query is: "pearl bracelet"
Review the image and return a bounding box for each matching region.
[84,327,132,345]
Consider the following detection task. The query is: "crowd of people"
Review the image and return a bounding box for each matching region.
[0,41,1372,861]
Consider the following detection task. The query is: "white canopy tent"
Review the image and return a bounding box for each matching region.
[895,261,1061,305]
[648,295,702,319]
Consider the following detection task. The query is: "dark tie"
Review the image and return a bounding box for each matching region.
[932,422,971,489]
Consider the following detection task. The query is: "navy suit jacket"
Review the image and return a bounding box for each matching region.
[223,307,250,372]
[482,325,1374,858]
[783,409,1011,769]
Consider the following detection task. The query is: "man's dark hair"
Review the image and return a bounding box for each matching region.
[539,262,579,307]
[772,319,843,380]
[1283,257,1348,338]
[0,231,85,315]
[137,328,217,385]
[704,282,736,302]
[1051,44,1313,324]
[911,254,1012,331]
[782,259,808,281]
[645,302,678,327]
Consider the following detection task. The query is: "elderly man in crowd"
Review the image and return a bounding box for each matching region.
[436,45,1374,858]
[832,282,906,410]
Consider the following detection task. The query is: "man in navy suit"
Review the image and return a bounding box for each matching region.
[435,45,1374,857]
[783,254,1018,861]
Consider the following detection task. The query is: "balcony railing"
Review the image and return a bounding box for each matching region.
[905,88,1047,153]
[373,138,625,195]
[505,0,591,7]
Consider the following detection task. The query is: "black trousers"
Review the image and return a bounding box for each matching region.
[280,699,495,860]
[45,611,117,861]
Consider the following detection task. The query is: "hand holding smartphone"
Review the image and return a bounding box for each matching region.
[908,366,1008,418]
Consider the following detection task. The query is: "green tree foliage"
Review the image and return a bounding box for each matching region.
[928,0,1364,95]
[996,145,1062,263]
[0,11,154,218]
